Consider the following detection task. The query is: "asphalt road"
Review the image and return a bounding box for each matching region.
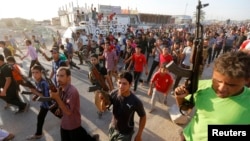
[0,29,213,141]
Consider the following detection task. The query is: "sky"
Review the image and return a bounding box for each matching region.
[0,0,249,21]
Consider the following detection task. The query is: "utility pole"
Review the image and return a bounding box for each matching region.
[184,3,188,15]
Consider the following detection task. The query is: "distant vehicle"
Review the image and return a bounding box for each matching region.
[61,20,128,51]
[61,25,92,51]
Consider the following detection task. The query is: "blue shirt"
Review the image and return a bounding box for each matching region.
[66,42,73,54]
[35,79,50,109]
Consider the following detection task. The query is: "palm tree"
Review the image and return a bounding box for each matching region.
[193,10,206,22]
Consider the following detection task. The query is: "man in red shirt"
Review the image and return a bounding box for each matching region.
[127,45,148,91]
[109,12,116,21]
[148,63,173,113]
[159,47,173,66]
[239,39,250,54]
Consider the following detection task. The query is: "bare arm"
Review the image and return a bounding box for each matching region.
[127,60,133,71]
[134,115,146,141]
[124,55,132,64]
[174,85,192,111]
[0,77,11,96]
[104,75,114,91]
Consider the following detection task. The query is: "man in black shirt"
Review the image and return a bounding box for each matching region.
[0,54,28,114]
[99,71,146,141]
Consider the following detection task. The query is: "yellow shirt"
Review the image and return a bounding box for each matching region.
[7,45,15,56]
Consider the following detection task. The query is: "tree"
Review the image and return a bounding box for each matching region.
[193,10,206,22]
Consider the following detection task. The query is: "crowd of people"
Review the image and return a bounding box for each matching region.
[0,21,250,141]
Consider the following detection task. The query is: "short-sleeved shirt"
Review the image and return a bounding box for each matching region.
[183,80,250,141]
[103,50,117,71]
[151,71,173,93]
[182,46,192,66]
[66,42,74,54]
[10,64,22,81]
[60,84,81,130]
[110,90,146,134]
[159,54,173,66]
[240,39,250,50]
[95,64,107,76]
[132,53,146,72]
[3,47,12,58]
[0,63,17,91]
[35,79,50,109]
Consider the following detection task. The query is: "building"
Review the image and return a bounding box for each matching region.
[172,15,192,24]
[138,13,171,25]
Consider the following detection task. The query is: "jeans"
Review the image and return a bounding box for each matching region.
[109,126,134,141]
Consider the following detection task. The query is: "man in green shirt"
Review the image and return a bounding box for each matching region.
[175,51,250,141]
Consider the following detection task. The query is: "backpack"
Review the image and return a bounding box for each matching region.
[10,64,23,83]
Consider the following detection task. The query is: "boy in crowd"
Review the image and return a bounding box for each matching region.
[148,63,173,113]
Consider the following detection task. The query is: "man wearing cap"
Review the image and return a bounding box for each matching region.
[49,47,67,86]
[42,46,68,64]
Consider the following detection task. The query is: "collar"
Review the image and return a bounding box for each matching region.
[61,83,71,93]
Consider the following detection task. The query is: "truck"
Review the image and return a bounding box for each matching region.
[61,19,128,51]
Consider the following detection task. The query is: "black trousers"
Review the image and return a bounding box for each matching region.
[60,126,96,141]
[35,107,49,135]
[77,51,83,64]
[133,71,142,91]
[207,47,212,65]
[0,89,26,110]
[147,60,159,82]
[212,47,222,61]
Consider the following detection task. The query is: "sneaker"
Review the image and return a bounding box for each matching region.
[26,134,42,140]
[3,133,15,141]
[92,134,99,141]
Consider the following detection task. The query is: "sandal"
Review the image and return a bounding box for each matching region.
[26,135,42,140]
